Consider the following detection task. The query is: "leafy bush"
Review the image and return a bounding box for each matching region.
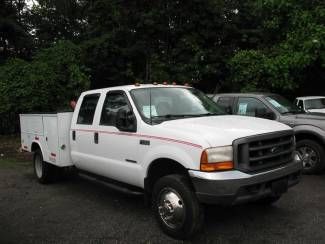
[0,41,90,113]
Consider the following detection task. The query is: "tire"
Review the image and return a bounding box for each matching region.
[256,195,281,205]
[152,174,204,239]
[33,149,59,184]
[296,139,325,174]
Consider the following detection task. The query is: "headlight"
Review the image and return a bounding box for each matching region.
[200,146,234,172]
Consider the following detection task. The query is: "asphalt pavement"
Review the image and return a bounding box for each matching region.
[1,160,325,243]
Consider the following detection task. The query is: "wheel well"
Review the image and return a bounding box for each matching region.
[31,142,40,152]
[145,158,189,193]
[295,132,325,148]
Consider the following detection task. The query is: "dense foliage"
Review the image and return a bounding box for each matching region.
[0,0,324,114]
[0,41,89,113]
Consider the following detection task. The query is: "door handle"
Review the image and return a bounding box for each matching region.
[94,132,99,144]
[72,130,76,141]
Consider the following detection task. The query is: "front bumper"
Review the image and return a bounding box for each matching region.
[189,159,302,205]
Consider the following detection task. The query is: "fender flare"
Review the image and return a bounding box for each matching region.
[142,145,198,178]
[30,140,45,156]
[293,125,325,145]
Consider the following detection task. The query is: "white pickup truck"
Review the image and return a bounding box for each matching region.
[20,84,302,239]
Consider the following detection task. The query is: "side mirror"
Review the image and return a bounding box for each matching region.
[116,109,137,132]
[255,108,276,120]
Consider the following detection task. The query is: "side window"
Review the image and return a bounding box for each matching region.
[297,100,303,110]
[236,97,275,119]
[215,97,234,114]
[77,94,100,125]
[100,91,132,126]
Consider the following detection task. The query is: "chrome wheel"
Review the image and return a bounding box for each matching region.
[298,146,319,170]
[34,154,43,178]
[157,187,185,230]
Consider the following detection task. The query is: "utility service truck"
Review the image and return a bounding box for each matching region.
[20,84,302,239]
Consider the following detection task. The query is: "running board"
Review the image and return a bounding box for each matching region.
[78,171,143,196]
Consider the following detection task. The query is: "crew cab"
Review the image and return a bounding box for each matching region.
[212,93,325,174]
[295,96,325,114]
[20,85,302,239]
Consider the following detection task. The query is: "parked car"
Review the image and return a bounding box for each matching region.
[212,93,325,174]
[20,85,302,239]
[295,96,325,114]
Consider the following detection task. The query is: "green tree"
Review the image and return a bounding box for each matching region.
[0,41,90,113]
[28,0,89,47]
[0,0,33,63]
[228,1,325,95]
[83,0,243,90]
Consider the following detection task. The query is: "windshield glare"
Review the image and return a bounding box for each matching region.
[130,87,224,124]
[265,95,301,114]
[305,98,325,110]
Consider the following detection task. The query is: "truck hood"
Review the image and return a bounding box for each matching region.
[159,115,291,148]
[281,113,325,129]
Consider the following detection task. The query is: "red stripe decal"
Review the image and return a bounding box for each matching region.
[50,153,56,157]
[72,129,202,149]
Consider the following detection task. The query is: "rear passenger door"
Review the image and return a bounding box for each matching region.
[213,96,234,114]
[235,97,276,120]
[70,93,101,172]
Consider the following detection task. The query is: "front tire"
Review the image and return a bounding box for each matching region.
[296,139,325,174]
[33,149,58,184]
[152,174,204,239]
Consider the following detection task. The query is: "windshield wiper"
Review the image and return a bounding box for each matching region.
[151,114,189,119]
[152,113,220,119]
[187,113,221,117]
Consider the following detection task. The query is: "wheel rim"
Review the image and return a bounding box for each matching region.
[35,154,43,178]
[157,187,185,230]
[297,145,319,170]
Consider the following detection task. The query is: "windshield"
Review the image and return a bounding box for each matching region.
[305,98,325,110]
[130,87,225,124]
[265,95,302,114]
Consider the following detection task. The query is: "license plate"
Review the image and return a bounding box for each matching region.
[271,178,288,195]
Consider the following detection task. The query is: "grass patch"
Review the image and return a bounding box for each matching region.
[0,135,33,161]
[0,158,30,169]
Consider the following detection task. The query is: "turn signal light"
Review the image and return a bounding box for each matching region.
[200,149,234,172]
[200,162,234,172]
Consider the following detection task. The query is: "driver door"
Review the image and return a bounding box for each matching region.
[92,90,142,186]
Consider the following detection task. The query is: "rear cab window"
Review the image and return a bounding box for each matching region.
[77,94,100,125]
